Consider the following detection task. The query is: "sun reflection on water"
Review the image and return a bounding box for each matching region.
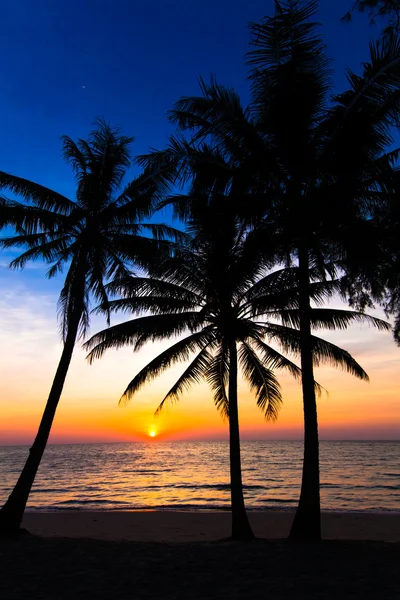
[1,441,399,512]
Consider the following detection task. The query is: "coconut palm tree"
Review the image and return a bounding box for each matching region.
[0,118,179,536]
[137,1,400,540]
[248,4,400,541]
[343,0,400,39]
[84,193,387,540]
[340,176,400,345]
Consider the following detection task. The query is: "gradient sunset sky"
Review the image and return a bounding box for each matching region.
[1,0,399,444]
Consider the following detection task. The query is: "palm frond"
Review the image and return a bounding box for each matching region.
[84,313,209,363]
[342,33,400,122]
[93,295,198,317]
[105,276,203,305]
[252,335,324,396]
[0,200,70,234]
[155,346,214,415]
[169,76,256,155]
[140,224,190,248]
[61,136,87,186]
[0,171,75,215]
[207,344,229,418]
[238,341,282,421]
[3,236,73,269]
[276,308,390,331]
[265,323,370,380]
[247,0,332,162]
[119,329,216,405]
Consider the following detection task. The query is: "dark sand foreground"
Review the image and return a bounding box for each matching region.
[22,509,400,542]
[1,512,399,600]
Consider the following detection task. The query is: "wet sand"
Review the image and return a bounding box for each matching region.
[22,509,400,542]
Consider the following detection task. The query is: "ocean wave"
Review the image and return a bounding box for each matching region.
[3,440,399,513]
[54,499,128,505]
[121,469,173,474]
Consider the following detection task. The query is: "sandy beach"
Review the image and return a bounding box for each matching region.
[0,511,398,599]
[22,509,400,542]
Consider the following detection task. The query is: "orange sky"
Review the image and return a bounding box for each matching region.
[0,268,399,445]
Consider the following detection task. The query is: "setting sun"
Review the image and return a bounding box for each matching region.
[148,429,157,438]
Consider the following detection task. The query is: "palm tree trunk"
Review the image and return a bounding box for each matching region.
[228,339,254,540]
[289,243,321,542]
[0,308,82,537]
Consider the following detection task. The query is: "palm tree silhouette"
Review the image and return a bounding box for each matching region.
[84,194,387,540]
[340,181,400,346]
[342,0,400,40]
[138,1,399,540]
[247,2,400,540]
[0,118,178,535]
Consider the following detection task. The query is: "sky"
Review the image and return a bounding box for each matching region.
[0,0,399,444]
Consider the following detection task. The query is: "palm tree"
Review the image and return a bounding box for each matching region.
[247,3,400,541]
[343,0,400,40]
[0,118,178,536]
[340,179,400,345]
[84,194,387,540]
[137,0,400,540]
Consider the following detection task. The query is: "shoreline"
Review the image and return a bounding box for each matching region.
[21,509,400,542]
[24,506,400,513]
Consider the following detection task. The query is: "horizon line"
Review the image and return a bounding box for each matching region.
[1,438,399,448]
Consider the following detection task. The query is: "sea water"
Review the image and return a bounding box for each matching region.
[0,441,399,512]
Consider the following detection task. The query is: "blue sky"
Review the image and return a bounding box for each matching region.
[1,0,372,196]
[0,0,372,297]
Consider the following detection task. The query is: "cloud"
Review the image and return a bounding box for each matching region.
[0,287,57,353]
[0,275,399,443]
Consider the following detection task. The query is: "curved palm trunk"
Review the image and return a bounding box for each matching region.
[289,243,321,542]
[0,307,82,537]
[228,339,255,540]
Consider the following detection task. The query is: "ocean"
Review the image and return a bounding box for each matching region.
[0,441,399,512]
